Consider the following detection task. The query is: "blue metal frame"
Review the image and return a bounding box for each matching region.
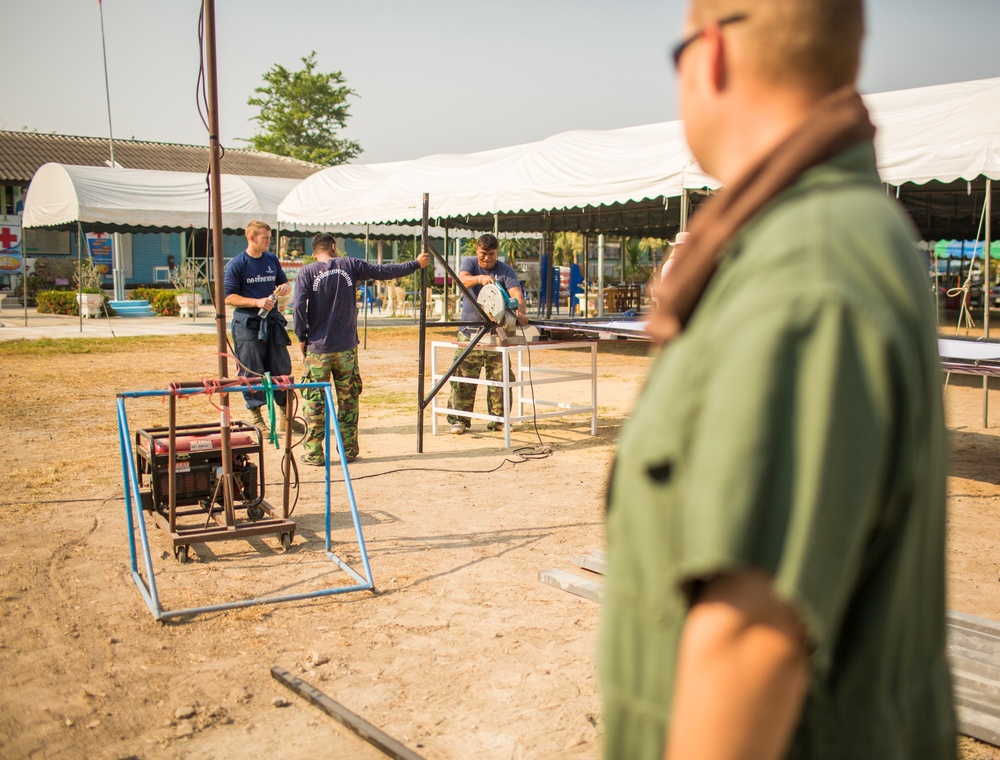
[116,381,373,621]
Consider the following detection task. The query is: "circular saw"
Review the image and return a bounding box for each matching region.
[477,282,519,335]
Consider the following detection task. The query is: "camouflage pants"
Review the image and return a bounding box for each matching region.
[447,348,513,427]
[302,348,362,459]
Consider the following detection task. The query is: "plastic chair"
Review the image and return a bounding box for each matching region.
[359,284,381,313]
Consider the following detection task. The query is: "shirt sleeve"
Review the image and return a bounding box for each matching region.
[677,297,896,671]
[223,257,241,297]
[354,259,421,281]
[275,258,288,287]
[292,266,310,342]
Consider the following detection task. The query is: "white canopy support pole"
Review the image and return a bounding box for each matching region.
[680,188,690,232]
[597,233,605,318]
[984,178,992,428]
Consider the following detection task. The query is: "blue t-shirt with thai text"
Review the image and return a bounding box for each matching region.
[224,250,288,304]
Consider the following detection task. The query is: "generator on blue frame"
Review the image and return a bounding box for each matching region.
[133,420,295,562]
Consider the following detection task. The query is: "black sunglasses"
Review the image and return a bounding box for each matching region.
[670,13,748,70]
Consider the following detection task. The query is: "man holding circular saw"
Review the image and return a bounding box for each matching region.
[448,233,528,435]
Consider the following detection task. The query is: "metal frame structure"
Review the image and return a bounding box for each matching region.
[429,340,598,448]
[116,381,373,621]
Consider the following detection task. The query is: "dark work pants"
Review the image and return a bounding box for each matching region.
[231,309,292,410]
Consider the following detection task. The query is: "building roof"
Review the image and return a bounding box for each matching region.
[0,130,324,183]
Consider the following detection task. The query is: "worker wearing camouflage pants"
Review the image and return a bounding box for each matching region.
[292,232,429,466]
[302,348,362,462]
[447,348,513,432]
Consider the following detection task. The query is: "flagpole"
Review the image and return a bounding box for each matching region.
[98,0,125,302]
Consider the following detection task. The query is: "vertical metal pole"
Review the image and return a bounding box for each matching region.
[545,216,554,320]
[363,224,369,349]
[597,233,605,318]
[77,222,84,333]
[417,194,429,453]
[203,0,235,516]
[680,188,690,232]
[442,220,450,322]
[984,179,992,428]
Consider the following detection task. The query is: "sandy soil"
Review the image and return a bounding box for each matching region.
[0,325,998,759]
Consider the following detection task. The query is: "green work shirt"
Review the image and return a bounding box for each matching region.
[601,142,955,759]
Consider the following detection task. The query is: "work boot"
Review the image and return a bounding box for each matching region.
[276,405,306,435]
[248,407,268,430]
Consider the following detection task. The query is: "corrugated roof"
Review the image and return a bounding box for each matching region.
[0,130,324,183]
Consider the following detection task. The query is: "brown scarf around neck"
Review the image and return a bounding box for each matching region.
[646,86,876,345]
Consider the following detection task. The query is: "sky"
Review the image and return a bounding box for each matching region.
[4,1,1000,165]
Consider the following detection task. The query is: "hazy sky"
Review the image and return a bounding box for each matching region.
[5,1,999,164]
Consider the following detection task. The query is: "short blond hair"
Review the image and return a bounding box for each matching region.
[245,220,271,239]
[690,0,863,94]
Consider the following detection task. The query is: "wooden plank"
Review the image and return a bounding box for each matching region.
[539,568,604,603]
[956,699,1000,749]
[573,552,607,576]
[949,610,1000,639]
[271,667,425,760]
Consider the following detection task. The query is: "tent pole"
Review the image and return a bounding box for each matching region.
[363,224,369,350]
[680,188,690,232]
[417,194,429,453]
[442,220,450,322]
[597,233,605,318]
[984,179,992,428]
[78,222,84,333]
[203,0,236,518]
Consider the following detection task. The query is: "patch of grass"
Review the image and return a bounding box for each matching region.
[0,334,216,357]
[363,391,412,408]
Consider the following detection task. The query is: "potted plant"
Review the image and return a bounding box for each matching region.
[169,258,208,317]
[74,258,106,318]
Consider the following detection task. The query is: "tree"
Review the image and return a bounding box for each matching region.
[245,51,361,166]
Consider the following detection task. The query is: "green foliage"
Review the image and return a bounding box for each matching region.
[623,238,652,284]
[128,287,163,302]
[245,51,361,166]
[553,232,583,267]
[74,257,105,293]
[150,291,180,316]
[169,258,208,294]
[36,290,115,316]
[128,288,180,315]
[24,258,76,303]
[36,290,78,315]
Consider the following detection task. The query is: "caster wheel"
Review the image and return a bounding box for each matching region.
[247,504,265,520]
[280,532,292,551]
[174,545,189,564]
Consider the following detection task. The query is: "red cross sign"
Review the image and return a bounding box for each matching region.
[0,227,19,249]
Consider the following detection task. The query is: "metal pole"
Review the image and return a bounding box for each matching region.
[77,222,84,332]
[680,188,690,232]
[417,194,429,453]
[97,2,126,303]
[984,179,992,428]
[442,220,450,322]
[203,0,235,516]
[363,224,369,349]
[597,233,605,318]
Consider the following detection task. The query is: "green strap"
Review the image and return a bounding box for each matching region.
[261,373,279,448]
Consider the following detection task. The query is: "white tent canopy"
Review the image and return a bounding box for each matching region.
[22,163,301,231]
[278,77,1000,228]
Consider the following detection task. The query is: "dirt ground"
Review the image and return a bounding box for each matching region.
[1,325,999,759]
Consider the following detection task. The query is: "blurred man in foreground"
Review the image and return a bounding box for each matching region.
[601,1,955,758]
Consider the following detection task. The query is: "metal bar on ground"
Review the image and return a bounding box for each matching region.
[271,667,426,760]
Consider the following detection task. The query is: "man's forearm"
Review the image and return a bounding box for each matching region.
[665,569,808,760]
